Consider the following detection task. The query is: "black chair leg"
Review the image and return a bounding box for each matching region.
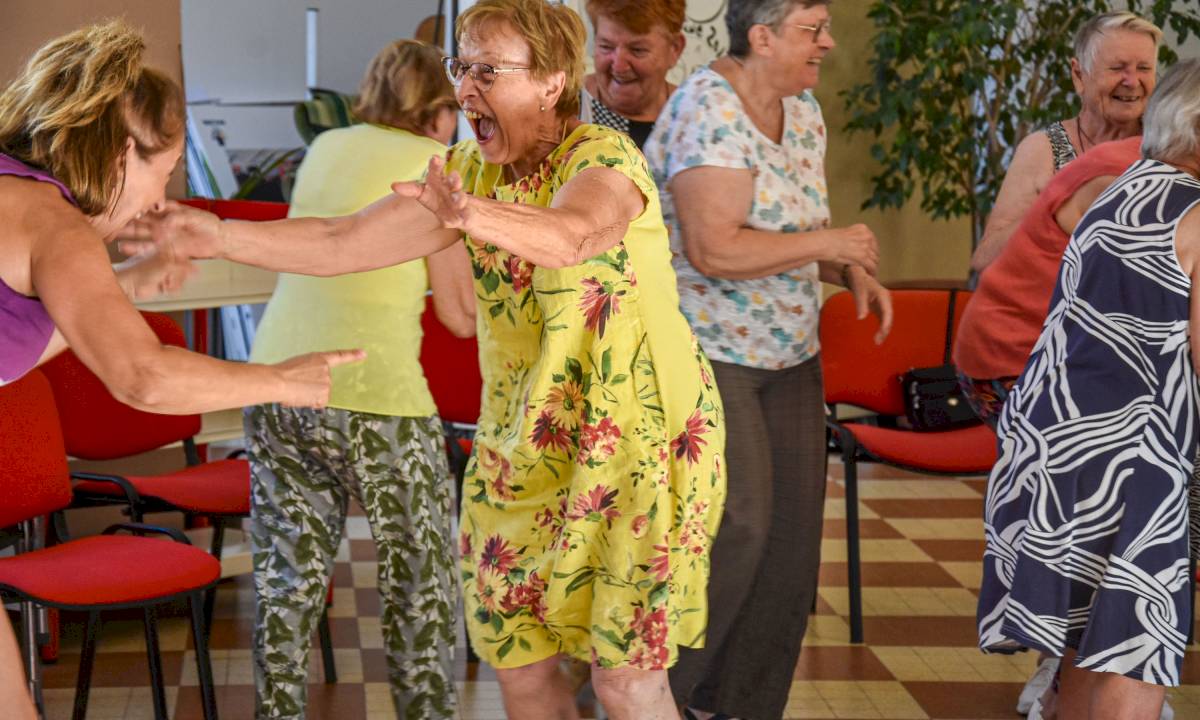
[317,606,338,684]
[842,436,864,645]
[72,611,101,720]
[188,592,219,720]
[143,606,169,720]
[203,518,227,640]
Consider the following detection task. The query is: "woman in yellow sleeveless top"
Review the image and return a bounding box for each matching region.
[242,41,471,719]
[129,2,725,716]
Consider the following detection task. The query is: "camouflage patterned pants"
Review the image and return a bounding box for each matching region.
[244,405,457,719]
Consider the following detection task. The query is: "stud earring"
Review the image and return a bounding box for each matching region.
[539,104,546,112]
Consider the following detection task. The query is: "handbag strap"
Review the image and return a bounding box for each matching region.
[942,289,958,365]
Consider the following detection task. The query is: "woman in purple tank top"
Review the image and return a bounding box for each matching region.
[0,21,369,716]
[0,21,364,405]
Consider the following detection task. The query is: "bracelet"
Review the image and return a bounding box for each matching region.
[840,264,853,287]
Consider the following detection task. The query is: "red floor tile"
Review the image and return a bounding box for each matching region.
[860,616,982,646]
[792,645,896,680]
[904,680,1026,718]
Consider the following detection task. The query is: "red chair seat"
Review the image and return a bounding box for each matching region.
[0,535,220,607]
[73,459,251,515]
[839,422,997,474]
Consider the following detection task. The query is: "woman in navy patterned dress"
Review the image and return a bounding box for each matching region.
[978,60,1200,719]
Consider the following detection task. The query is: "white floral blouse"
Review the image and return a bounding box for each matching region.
[644,65,831,370]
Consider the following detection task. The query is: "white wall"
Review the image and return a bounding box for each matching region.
[182,0,436,103]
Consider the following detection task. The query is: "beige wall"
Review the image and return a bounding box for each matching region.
[814,2,973,285]
[2,0,185,197]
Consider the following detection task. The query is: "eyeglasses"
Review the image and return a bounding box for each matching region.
[442,57,529,91]
[787,18,833,43]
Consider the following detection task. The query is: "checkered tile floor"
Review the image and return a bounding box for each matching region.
[27,464,1200,719]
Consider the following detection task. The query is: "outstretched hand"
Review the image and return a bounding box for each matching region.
[274,349,367,408]
[392,155,471,230]
[117,201,224,261]
[114,248,199,301]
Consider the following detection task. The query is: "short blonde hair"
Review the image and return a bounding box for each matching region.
[457,0,586,118]
[353,40,457,134]
[0,20,183,217]
[1074,11,1162,74]
[585,0,686,36]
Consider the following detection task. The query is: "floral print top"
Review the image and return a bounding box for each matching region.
[445,124,726,670]
[644,65,831,370]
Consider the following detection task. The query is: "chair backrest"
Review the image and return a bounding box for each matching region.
[40,312,201,460]
[820,288,972,416]
[293,88,359,145]
[0,370,72,526]
[178,198,289,222]
[418,295,483,426]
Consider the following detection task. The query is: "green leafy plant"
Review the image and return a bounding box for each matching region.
[842,0,1200,242]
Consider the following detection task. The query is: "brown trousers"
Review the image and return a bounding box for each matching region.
[670,356,828,719]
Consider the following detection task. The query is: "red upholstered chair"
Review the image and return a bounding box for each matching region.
[40,311,338,683]
[0,370,220,720]
[820,288,997,643]
[419,294,483,483]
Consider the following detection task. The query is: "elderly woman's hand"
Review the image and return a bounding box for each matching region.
[827,224,880,276]
[393,155,472,231]
[846,266,893,345]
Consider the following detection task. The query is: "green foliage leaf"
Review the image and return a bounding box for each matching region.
[842,0,1200,240]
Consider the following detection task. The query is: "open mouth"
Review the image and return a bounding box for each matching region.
[1112,93,1142,103]
[463,109,497,144]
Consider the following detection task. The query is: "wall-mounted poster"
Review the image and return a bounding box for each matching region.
[674,0,729,82]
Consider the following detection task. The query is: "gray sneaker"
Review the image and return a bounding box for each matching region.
[1017,658,1059,715]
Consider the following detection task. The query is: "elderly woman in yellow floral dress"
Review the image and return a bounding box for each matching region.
[129,1,724,717]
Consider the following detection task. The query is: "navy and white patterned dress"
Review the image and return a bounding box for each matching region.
[978,158,1200,686]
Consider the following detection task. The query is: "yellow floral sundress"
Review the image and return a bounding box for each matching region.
[447,124,726,669]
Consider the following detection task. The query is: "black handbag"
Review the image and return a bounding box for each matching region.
[900,290,979,431]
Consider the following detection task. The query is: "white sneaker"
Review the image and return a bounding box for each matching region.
[1027,698,1045,720]
[1017,658,1059,715]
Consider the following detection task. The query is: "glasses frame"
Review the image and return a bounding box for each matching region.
[786,19,833,43]
[442,57,530,91]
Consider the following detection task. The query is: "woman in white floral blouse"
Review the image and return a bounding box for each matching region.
[644,1,892,717]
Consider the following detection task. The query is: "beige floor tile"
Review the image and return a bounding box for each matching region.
[939,561,983,589]
[328,587,359,618]
[824,495,880,521]
[358,616,385,649]
[801,614,852,647]
[883,518,984,539]
[346,516,372,540]
[819,586,978,617]
[820,539,934,563]
[784,681,836,719]
[856,479,981,499]
[336,537,352,563]
[123,687,178,720]
[352,561,379,588]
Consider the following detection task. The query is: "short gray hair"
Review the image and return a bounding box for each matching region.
[1141,59,1200,164]
[726,0,831,58]
[1073,11,1162,74]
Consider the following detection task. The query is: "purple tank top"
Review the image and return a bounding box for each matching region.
[0,153,75,385]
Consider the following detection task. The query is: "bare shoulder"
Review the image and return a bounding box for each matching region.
[1007,131,1056,192]
[0,175,93,291]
